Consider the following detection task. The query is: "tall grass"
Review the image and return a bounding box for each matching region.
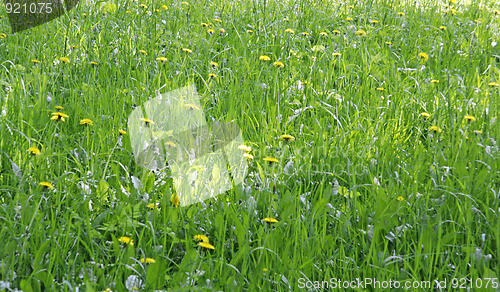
[0,0,499,290]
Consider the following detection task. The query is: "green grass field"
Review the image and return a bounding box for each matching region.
[1,0,499,290]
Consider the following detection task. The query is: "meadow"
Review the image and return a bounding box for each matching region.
[0,0,499,290]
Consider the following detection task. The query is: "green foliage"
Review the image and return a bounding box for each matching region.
[0,0,499,290]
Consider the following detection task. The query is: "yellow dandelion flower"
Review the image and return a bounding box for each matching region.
[259,55,271,61]
[39,181,54,190]
[263,157,279,163]
[90,61,99,66]
[474,18,483,24]
[376,87,385,92]
[140,4,147,8]
[181,1,188,5]
[162,5,168,10]
[27,147,41,156]
[320,31,328,36]
[493,9,499,15]
[355,29,367,36]
[59,57,70,63]
[333,30,340,34]
[194,234,209,243]
[210,62,218,67]
[184,104,199,110]
[346,17,353,21]
[170,193,180,207]
[397,196,404,201]
[474,130,482,134]
[285,28,294,34]
[263,268,268,272]
[118,236,134,246]
[146,202,159,209]
[300,32,310,36]
[51,112,69,122]
[140,258,156,264]
[201,22,208,27]
[488,82,499,87]
[429,126,442,133]
[431,79,439,83]
[445,8,457,15]
[156,57,168,62]
[32,59,41,64]
[464,115,476,122]
[370,20,379,24]
[420,112,431,119]
[449,0,456,4]
[238,145,252,152]
[283,17,290,22]
[439,26,447,31]
[247,30,254,33]
[385,41,392,46]
[279,134,295,142]
[263,217,279,223]
[0,33,7,38]
[273,61,284,68]
[208,73,216,78]
[218,28,225,34]
[165,141,177,148]
[182,48,192,53]
[139,50,147,55]
[397,12,405,16]
[55,105,64,110]
[243,153,254,160]
[154,9,160,12]
[198,242,215,250]
[333,52,342,57]
[79,119,93,126]
[418,52,429,62]
[214,18,222,23]
[119,129,127,135]
[126,10,131,13]
[139,118,155,125]
[207,29,215,34]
